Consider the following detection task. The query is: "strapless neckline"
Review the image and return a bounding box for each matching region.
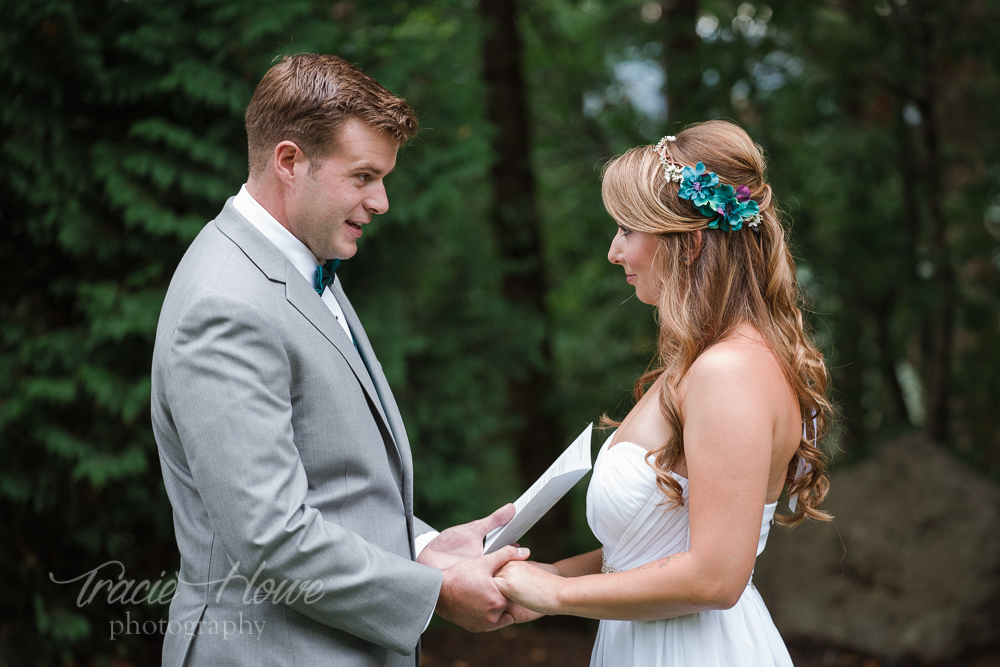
[603,438,688,482]
[601,436,779,510]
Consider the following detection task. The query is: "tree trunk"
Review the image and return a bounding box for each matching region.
[873,299,911,426]
[477,0,564,559]
[837,301,870,456]
[661,0,700,126]
[913,0,953,442]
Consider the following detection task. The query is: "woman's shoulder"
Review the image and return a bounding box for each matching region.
[694,326,780,371]
[682,327,789,402]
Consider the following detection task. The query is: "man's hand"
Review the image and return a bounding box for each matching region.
[417,504,515,570]
[504,601,545,625]
[434,545,531,632]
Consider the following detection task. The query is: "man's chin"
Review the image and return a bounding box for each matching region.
[324,242,357,263]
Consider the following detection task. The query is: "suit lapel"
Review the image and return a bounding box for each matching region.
[283,271,394,433]
[213,202,402,478]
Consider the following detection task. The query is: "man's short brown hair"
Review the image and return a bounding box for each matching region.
[245,54,418,175]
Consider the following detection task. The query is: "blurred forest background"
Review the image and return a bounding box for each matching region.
[2,0,999,664]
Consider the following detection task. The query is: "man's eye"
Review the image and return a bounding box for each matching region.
[618,225,631,236]
[357,173,370,182]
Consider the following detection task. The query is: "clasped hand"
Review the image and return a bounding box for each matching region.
[493,559,562,618]
[418,504,538,632]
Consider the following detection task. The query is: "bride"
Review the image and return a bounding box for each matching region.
[495,120,832,666]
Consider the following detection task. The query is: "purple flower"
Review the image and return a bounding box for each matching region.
[707,184,760,231]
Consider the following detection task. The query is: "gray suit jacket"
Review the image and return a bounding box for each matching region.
[151,199,442,666]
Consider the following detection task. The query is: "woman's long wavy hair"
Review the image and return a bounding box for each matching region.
[601,120,832,525]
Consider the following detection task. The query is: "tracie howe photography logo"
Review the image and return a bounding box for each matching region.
[50,561,178,608]
[49,559,326,640]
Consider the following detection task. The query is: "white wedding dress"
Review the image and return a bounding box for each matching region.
[586,432,793,666]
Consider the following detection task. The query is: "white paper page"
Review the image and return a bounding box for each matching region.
[483,423,593,554]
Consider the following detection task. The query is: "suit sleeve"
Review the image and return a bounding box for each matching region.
[164,292,442,655]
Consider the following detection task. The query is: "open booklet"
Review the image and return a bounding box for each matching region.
[483,423,594,554]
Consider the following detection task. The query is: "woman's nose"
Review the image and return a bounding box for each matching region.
[608,231,623,265]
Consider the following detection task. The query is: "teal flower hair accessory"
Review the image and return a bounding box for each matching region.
[707,184,761,231]
[654,136,762,232]
[678,162,719,208]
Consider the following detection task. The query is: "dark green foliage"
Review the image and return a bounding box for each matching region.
[1,0,352,662]
[2,0,998,662]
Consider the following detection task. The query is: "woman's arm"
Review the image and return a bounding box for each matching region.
[550,548,603,577]
[509,548,601,581]
[496,341,785,621]
[495,549,713,620]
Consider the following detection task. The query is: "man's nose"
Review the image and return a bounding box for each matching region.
[367,182,389,215]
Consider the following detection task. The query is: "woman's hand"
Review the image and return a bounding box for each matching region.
[493,560,566,616]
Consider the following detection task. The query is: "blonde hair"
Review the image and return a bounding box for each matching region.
[601,120,831,525]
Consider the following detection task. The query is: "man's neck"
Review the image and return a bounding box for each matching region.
[246,176,292,233]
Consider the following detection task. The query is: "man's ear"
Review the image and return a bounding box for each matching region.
[684,230,704,265]
[273,141,307,187]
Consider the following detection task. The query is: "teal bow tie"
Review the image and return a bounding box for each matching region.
[313,259,340,296]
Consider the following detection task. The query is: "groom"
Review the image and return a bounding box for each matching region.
[151,54,527,666]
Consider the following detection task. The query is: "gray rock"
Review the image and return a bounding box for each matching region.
[754,434,1000,662]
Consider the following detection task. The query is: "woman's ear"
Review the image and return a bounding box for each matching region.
[684,230,704,265]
